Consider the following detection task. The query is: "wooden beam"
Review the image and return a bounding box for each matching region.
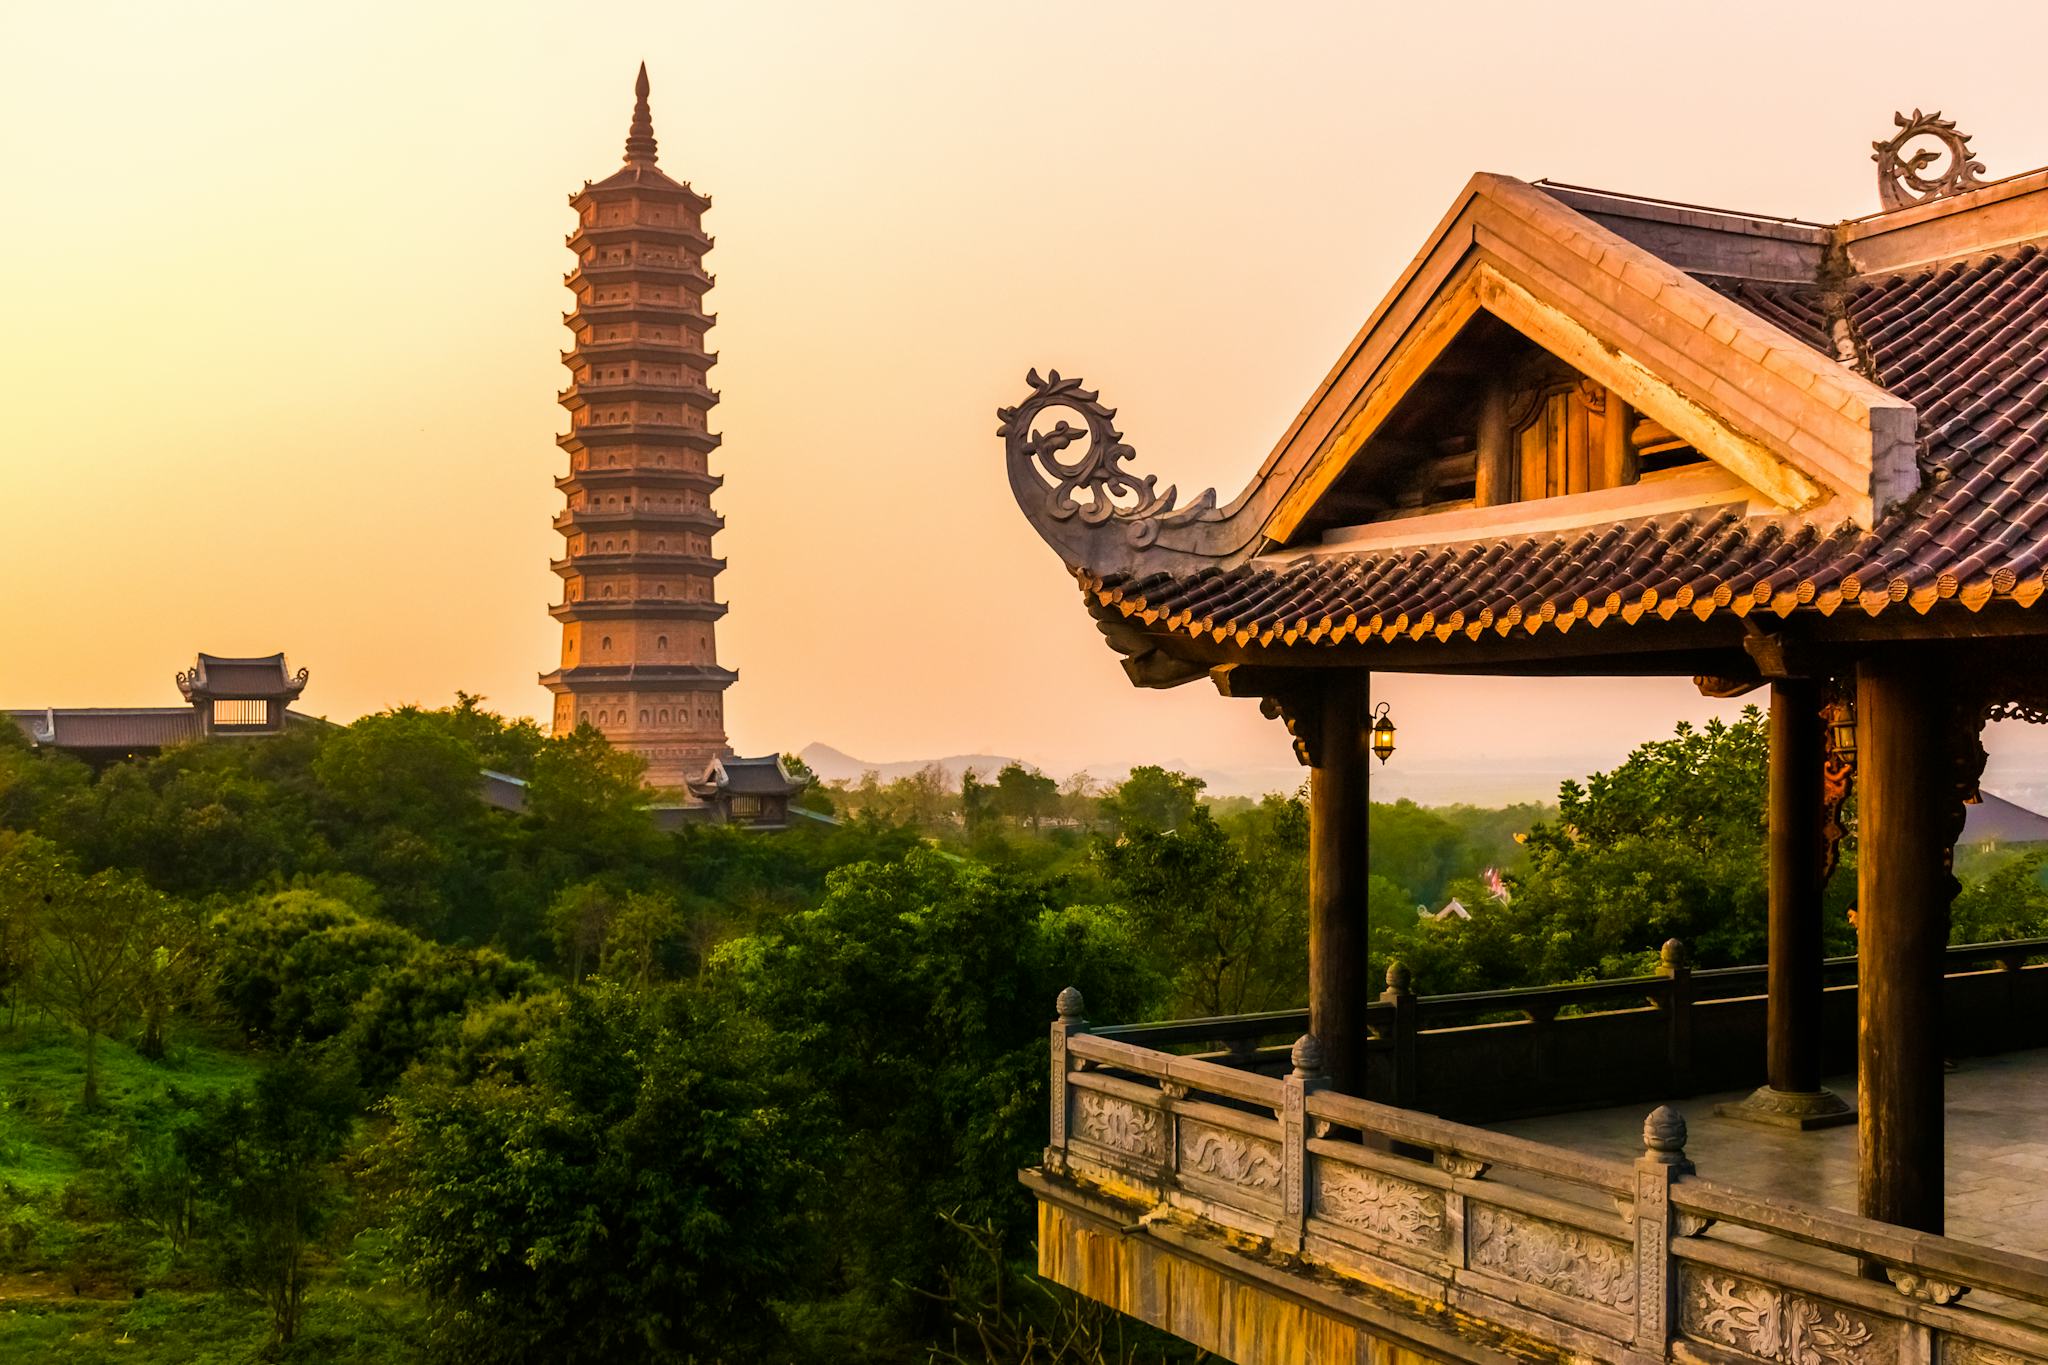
[1602,390,1637,490]
[1856,653,1951,1234]
[1308,674,1372,1095]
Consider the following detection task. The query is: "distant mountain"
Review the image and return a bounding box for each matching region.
[790,740,1540,806]
[797,744,1026,788]
[1963,790,2048,846]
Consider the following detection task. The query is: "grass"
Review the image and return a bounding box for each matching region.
[0,1022,260,1198]
[0,1022,430,1362]
[0,1283,424,1364]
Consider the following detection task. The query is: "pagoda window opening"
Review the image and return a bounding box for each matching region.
[211,699,269,727]
[640,709,650,725]
[579,710,590,725]
[659,708,670,723]
[657,635,668,650]
[601,636,613,651]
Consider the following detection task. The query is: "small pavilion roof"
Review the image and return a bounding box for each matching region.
[1002,122,2048,681]
[176,652,309,702]
[9,708,204,750]
[686,754,808,798]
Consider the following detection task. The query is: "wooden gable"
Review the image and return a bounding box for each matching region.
[1253,176,1918,552]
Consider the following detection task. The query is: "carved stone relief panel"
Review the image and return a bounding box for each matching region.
[1678,1266,1899,1365]
[1072,1091,1166,1165]
[1176,1118,1282,1195]
[1312,1161,1450,1253]
[1467,1204,1636,1311]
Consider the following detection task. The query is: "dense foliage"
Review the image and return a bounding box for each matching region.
[0,701,2042,1362]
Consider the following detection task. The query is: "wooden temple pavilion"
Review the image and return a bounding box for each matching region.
[1006,114,2048,1362]
[8,652,317,766]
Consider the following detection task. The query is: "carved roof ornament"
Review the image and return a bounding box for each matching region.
[1874,110,1987,211]
[998,369,1222,557]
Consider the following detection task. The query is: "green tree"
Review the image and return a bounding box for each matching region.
[385,981,810,1364]
[544,879,623,981]
[719,849,1161,1343]
[1097,800,1307,1015]
[991,762,1060,830]
[33,862,177,1107]
[183,1050,358,1347]
[209,891,421,1046]
[1099,766,1206,835]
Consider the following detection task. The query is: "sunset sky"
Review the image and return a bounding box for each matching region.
[9,1,2048,799]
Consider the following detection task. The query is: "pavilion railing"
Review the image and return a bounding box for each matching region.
[1045,992,2048,1365]
[1090,937,2048,1122]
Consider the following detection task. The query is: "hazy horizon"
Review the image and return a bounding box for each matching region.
[9,1,2048,803]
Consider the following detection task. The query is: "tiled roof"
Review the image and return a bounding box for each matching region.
[9,708,205,749]
[1082,245,2048,651]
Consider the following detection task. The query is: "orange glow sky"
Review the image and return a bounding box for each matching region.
[8,2,2048,799]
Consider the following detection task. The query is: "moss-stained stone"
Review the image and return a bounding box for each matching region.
[1035,1184,1568,1365]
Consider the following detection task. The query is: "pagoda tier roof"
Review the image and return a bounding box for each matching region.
[176,652,309,702]
[557,425,720,455]
[549,598,726,623]
[566,304,716,331]
[565,261,714,292]
[553,505,725,535]
[539,662,737,693]
[573,163,711,211]
[552,552,726,577]
[1003,146,2048,682]
[554,467,722,494]
[568,221,712,253]
[564,342,716,371]
[557,380,719,412]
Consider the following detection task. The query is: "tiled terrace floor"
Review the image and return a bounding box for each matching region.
[1493,1049,2048,1258]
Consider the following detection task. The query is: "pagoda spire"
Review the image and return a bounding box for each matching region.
[624,62,658,165]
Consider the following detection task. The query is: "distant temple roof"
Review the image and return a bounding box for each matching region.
[11,650,316,760]
[175,653,310,703]
[688,754,808,799]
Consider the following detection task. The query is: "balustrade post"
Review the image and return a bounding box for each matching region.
[1276,1033,1322,1256]
[1630,1105,1692,1361]
[1660,940,1694,1097]
[1380,960,1418,1109]
[1048,986,1086,1170]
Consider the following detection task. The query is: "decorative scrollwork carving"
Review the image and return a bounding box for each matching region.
[1468,1204,1635,1309]
[1073,1092,1164,1162]
[998,369,1221,550]
[1178,1122,1282,1192]
[1314,1164,1447,1249]
[1874,110,1988,211]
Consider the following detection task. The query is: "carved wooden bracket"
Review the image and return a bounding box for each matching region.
[1820,681,1856,884]
[1213,665,1327,766]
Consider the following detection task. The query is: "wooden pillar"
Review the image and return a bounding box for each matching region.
[1726,682,1853,1128]
[1308,674,1372,1095]
[1769,680,1825,1094]
[1856,654,1951,1234]
[1475,378,1512,507]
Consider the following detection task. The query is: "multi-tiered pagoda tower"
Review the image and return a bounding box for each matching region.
[541,65,734,788]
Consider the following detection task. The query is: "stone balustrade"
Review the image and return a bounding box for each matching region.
[1036,985,2048,1364]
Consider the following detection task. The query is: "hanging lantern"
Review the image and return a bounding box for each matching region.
[1370,701,1397,764]
[1825,697,1856,759]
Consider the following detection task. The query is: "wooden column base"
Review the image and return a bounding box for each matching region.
[1717,1084,1856,1131]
